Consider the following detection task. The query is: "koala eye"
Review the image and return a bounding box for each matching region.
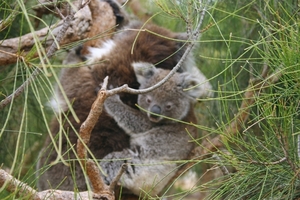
[146,96,152,104]
[165,103,173,110]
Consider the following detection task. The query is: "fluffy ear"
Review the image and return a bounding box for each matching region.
[175,32,189,41]
[178,72,206,100]
[132,62,158,84]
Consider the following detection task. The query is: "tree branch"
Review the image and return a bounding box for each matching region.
[0,0,117,110]
[0,4,92,66]
[104,1,208,97]
[0,168,94,200]
[0,4,89,110]
[76,77,126,199]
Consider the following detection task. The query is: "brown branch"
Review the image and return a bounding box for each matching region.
[76,77,125,199]
[0,168,94,200]
[0,5,92,66]
[0,169,38,199]
[0,0,118,111]
[0,7,82,110]
[0,2,91,110]
[109,163,128,192]
[76,78,109,194]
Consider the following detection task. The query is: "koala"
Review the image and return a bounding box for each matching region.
[101,62,203,196]
[37,0,212,196]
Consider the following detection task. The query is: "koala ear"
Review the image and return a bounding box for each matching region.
[175,32,189,41]
[178,72,204,100]
[132,62,158,84]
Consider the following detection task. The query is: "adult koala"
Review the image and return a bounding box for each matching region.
[37,0,212,197]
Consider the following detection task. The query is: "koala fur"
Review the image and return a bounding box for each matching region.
[36,2,212,194]
[101,62,204,196]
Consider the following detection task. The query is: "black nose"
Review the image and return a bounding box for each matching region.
[150,105,161,115]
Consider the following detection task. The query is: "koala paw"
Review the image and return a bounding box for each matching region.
[105,93,122,104]
[124,161,136,179]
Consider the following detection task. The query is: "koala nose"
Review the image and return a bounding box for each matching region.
[149,105,162,123]
[150,105,161,115]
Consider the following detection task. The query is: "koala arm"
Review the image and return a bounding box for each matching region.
[104,94,153,134]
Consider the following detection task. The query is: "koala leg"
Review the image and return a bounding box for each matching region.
[100,149,131,185]
[100,148,177,196]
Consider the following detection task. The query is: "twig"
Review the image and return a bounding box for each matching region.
[0,3,20,31]
[105,1,207,97]
[212,154,230,176]
[0,169,94,200]
[279,133,300,179]
[0,1,89,110]
[0,169,38,199]
[0,68,42,110]
[109,163,128,192]
[76,76,125,198]
[105,41,195,97]
[249,157,287,165]
[76,79,108,193]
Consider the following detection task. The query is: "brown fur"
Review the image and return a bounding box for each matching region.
[37,22,198,193]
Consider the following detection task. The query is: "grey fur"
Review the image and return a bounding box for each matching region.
[101,63,203,196]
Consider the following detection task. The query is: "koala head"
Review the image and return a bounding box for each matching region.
[132,62,204,123]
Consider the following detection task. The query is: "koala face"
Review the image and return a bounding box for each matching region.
[133,62,203,123]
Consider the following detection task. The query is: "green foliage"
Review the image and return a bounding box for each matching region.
[0,1,61,198]
[0,0,299,199]
[205,1,300,199]
[146,0,300,199]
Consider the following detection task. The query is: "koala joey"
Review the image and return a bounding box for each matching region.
[101,62,203,196]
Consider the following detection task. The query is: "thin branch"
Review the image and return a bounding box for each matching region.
[0,169,94,200]
[106,2,207,97]
[106,42,195,97]
[109,163,128,192]
[76,76,125,198]
[0,4,20,31]
[0,68,42,110]
[0,2,91,110]
[212,154,230,176]
[279,132,300,179]
[249,157,287,165]
[76,84,108,193]
[0,17,70,109]
[0,169,38,199]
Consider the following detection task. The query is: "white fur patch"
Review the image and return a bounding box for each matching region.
[131,61,153,67]
[48,94,67,113]
[86,40,116,66]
